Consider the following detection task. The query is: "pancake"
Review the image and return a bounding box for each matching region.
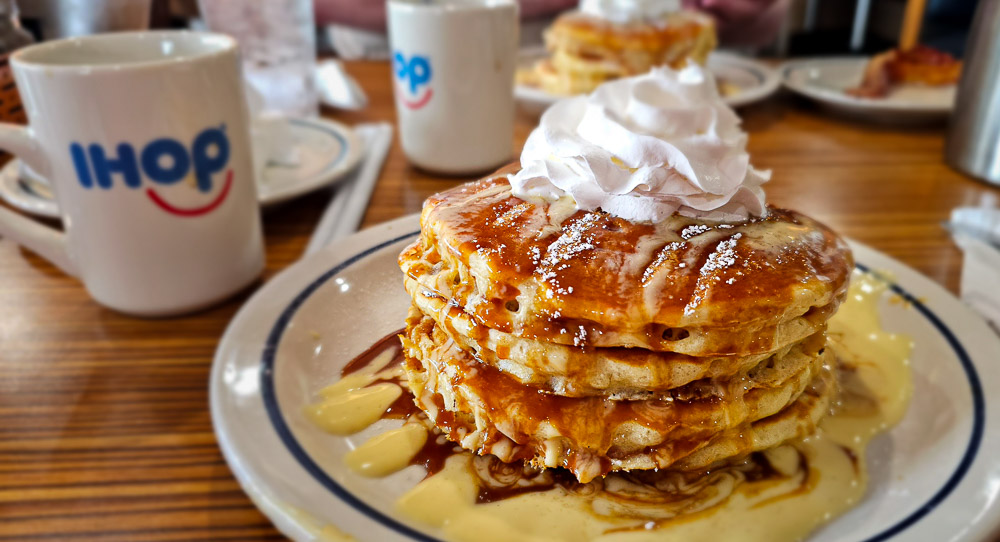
[402,308,831,482]
[407,281,825,398]
[546,11,716,73]
[671,367,836,471]
[518,10,717,96]
[407,362,836,481]
[399,173,852,356]
[403,255,840,359]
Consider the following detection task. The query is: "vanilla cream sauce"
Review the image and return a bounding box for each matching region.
[306,348,404,435]
[344,423,428,477]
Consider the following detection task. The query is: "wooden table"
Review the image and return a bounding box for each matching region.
[2,60,998,541]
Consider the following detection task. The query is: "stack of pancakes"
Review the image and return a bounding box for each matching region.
[399,172,853,483]
[517,10,716,95]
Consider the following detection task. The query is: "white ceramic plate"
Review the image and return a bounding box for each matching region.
[514,51,781,115]
[211,214,1000,542]
[781,58,956,121]
[256,117,364,206]
[0,117,363,219]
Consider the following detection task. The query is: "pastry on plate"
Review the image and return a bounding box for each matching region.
[846,44,962,98]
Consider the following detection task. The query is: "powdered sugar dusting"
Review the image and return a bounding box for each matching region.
[701,233,742,274]
[535,213,601,296]
[680,224,711,239]
[529,245,542,266]
[642,241,687,285]
[494,202,532,228]
[684,233,743,316]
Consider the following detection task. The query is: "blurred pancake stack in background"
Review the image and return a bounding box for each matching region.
[517,1,716,95]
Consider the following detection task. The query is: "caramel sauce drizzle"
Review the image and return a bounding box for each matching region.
[337,332,816,514]
[341,329,407,376]
[406,177,853,355]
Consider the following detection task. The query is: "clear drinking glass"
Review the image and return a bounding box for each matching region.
[199,0,319,118]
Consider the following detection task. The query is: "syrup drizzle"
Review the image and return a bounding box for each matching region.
[341,328,406,376]
[335,331,811,512]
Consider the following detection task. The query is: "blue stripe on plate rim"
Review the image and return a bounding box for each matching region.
[258,232,985,542]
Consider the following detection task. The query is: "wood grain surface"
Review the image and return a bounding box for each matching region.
[1,60,998,541]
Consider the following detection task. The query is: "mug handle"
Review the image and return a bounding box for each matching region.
[0,123,77,277]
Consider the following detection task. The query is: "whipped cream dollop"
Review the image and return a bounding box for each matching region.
[578,0,681,23]
[509,64,770,223]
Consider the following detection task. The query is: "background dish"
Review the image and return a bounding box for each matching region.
[515,51,781,114]
[781,58,955,121]
[211,214,1000,542]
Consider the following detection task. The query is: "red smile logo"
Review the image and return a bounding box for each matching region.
[394,51,433,111]
[398,84,433,110]
[146,169,234,217]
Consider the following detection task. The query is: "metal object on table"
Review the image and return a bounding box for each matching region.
[850,0,871,52]
[802,0,875,52]
[0,0,31,53]
[0,0,33,125]
[19,0,151,40]
[945,0,1000,185]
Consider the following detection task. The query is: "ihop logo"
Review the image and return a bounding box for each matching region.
[69,125,234,217]
[393,51,433,110]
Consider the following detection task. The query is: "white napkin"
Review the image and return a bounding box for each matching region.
[304,122,393,256]
[949,206,1000,332]
[316,59,369,111]
[951,207,1000,243]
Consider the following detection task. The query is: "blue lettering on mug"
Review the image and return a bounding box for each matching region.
[88,143,141,189]
[141,139,190,186]
[70,125,229,193]
[393,51,432,94]
[191,126,229,192]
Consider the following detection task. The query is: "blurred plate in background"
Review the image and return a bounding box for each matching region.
[515,50,781,115]
[781,58,956,122]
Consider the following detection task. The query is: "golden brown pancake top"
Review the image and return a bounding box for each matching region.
[407,172,853,343]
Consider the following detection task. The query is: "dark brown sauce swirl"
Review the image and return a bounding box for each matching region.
[341,328,406,376]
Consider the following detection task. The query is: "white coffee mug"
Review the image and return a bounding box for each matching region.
[388,0,518,174]
[0,31,264,316]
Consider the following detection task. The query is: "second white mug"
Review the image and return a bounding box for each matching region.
[388,0,519,175]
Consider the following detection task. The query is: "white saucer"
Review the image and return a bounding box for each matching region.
[0,160,57,218]
[0,117,363,219]
[781,57,956,121]
[211,214,1000,542]
[514,51,781,115]
[707,51,782,108]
